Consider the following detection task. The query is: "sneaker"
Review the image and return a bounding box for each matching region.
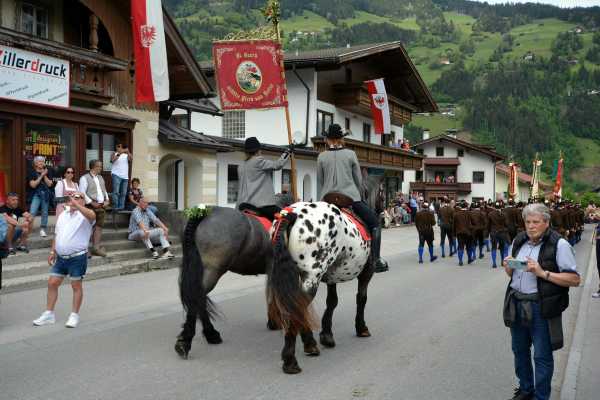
[39,229,47,238]
[16,245,29,253]
[33,310,55,326]
[161,250,175,260]
[592,291,600,299]
[8,247,16,256]
[151,251,159,259]
[508,387,533,400]
[65,312,80,328]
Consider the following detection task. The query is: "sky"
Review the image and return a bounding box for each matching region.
[471,0,600,7]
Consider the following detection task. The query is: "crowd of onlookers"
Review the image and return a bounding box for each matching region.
[379,191,430,228]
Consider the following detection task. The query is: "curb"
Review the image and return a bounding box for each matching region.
[560,240,595,400]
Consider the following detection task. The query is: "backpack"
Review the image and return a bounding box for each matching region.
[0,215,8,259]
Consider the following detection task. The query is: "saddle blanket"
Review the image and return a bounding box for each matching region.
[341,209,371,241]
[242,210,272,232]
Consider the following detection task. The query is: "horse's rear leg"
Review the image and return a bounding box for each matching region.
[282,325,302,374]
[200,268,223,344]
[175,310,196,359]
[319,284,338,348]
[355,266,374,337]
[300,329,320,356]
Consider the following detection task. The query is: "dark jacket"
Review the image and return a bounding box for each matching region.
[504,207,520,232]
[488,209,508,233]
[469,209,486,232]
[439,205,454,230]
[550,209,563,233]
[453,209,472,236]
[415,210,436,234]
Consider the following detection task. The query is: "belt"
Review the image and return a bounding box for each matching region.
[514,291,539,301]
[57,250,88,259]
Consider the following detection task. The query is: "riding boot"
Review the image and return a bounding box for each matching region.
[371,227,389,273]
[491,248,497,268]
[418,246,424,264]
[429,246,437,262]
[457,249,464,266]
[441,244,446,258]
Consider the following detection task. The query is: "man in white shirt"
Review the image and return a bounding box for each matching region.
[110,143,131,210]
[33,192,96,328]
[79,159,109,257]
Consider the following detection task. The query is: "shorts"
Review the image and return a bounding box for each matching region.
[50,253,88,280]
[12,226,23,242]
[86,206,106,228]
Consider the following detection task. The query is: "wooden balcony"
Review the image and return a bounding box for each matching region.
[312,137,423,170]
[410,181,472,194]
[331,83,414,126]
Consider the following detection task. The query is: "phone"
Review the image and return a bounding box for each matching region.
[507,259,528,270]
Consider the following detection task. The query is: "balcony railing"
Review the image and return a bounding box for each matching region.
[410,181,472,193]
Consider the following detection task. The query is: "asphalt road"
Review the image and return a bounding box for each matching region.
[0,227,592,400]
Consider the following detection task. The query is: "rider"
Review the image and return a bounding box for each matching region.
[237,137,291,220]
[317,123,389,273]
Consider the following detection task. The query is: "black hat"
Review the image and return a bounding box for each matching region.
[324,123,344,139]
[244,137,261,152]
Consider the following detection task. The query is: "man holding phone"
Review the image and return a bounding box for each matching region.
[33,192,95,328]
[502,203,580,400]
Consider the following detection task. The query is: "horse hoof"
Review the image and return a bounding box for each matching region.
[357,327,371,338]
[203,329,223,344]
[319,333,336,348]
[283,361,302,374]
[267,320,281,331]
[304,344,320,357]
[174,340,190,359]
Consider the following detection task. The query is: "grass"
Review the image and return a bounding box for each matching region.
[411,113,463,135]
[282,10,335,33]
[574,138,600,167]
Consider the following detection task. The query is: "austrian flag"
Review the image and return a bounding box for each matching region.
[131,0,169,103]
[365,78,391,135]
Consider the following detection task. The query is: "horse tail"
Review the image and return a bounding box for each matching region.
[179,212,216,322]
[268,212,315,332]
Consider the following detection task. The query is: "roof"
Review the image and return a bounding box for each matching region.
[164,99,222,116]
[423,157,460,166]
[209,136,320,157]
[496,163,552,189]
[413,135,505,160]
[158,120,231,151]
[200,42,437,113]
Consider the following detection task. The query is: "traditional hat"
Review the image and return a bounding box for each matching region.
[324,123,344,139]
[244,137,261,152]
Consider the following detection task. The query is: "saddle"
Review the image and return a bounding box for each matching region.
[323,192,371,241]
[242,209,272,232]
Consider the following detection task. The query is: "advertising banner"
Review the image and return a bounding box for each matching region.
[213,40,287,110]
[0,45,70,108]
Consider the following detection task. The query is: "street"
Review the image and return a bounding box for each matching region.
[0,226,592,400]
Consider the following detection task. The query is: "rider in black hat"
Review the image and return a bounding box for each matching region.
[237,136,291,220]
[317,123,389,273]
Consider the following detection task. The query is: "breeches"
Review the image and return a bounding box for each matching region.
[418,231,434,247]
[456,233,472,250]
[440,226,454,244]
[491,231,510,250]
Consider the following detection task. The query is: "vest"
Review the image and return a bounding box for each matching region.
[83,173,108,202]
[508,229,570,319]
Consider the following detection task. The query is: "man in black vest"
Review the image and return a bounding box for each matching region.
[502,203,580,400]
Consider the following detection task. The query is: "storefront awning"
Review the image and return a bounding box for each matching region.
[423,157,460,166]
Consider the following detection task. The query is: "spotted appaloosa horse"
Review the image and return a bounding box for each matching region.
[175,207,281,359]
[268,201,374,374]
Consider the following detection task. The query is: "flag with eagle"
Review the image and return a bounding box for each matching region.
[365,78,391,135]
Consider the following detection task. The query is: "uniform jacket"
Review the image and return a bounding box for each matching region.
[317,148,362,202]
[454,209,473,236]
[469,209,486,232]
[551,208,563,232]
[488,209,508,233]
[236,153,289,208]
[415,210,436,234]
[504,206,520,232]
[439,205,454,229]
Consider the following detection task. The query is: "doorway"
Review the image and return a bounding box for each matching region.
[86,129,128,192]
[0,119,13,202]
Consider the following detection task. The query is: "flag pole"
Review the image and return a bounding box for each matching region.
[269,0,298,200]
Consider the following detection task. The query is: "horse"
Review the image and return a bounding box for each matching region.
[267,201,375,374]
[175,206,277,359]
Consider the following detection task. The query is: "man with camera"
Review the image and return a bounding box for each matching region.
[32,192,95,328]
[502,203,580,400]
[110,142,132,211]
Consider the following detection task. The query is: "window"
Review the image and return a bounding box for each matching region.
[227,165,239,203]
[86,130,124,173]
[171,114,189,130]
[222,111,245,139]
[416,170,423,182]
[417,148,424,155]
[473,171,485,183]
[20,3,48,38]
[436,147,444,157]
[25,123,75,173]
[457,148,464,157]
[362,123,371,143]
[316,110,333,136]
[282,169,291,187]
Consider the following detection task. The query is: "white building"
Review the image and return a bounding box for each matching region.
[410,135,505,202]
[495,162,552,201]
[170,42,437,208]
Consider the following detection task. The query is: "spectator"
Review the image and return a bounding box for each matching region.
[110,142,132,211]
[126,178,158,214]
[28,156,53,237]
[502,203,580,400]
[128,198,174,260]
[32,192,96,328]
[54,166,79,217]
[0,192,32,254]
[409,193,418,223]
[79,160,109,257]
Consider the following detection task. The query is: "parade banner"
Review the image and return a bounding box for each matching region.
[0,45,69,108]
[553,157,563,199]
[508,162,519,200]
[212,40,287,110]
[365,78,391,135]
[531,157,542,199]
[131,0,169,103]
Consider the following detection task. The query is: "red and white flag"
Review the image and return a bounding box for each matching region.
[365,78,391,135]
[554,157,563,199]
[131,0,169,103]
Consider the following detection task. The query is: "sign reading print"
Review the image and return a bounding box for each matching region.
[213,40,287,110]
[0,45,70,108]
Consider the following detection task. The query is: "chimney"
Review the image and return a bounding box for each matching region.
[423,129,430,140]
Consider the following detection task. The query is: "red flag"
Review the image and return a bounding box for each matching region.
[212,40,287,110]
[553,157,563,198]
[131,0,169,103]
[365,78,391,135]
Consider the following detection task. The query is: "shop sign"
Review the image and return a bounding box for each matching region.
[0,45,70,108]
[24,129,68,168]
